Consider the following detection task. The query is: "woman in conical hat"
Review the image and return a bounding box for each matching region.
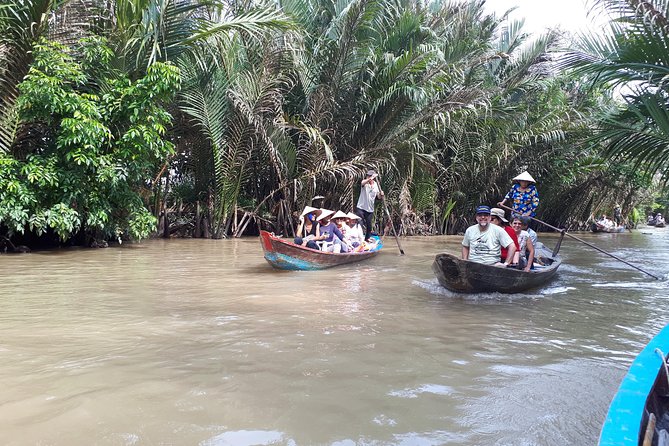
[293,206,323,250]
[497,170,540,218]
[344,212,365,249]
[316,209,349,253]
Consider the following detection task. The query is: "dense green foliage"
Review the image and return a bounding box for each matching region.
[1,38,179,243]
[1,0,667,248]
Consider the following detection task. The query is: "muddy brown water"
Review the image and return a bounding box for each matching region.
[1,229,668,445]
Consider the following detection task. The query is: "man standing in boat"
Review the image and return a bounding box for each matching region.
[462,205,517,267]
[355,169,385,242]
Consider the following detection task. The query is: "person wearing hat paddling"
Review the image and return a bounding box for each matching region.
[294,206,324,249]
[613,204,622,226]
[355,170,385,242]
[462,205,516,266]
[497,171,540,218]
[490,207,520,266]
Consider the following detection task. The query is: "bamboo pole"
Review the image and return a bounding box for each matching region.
[498,204,661,280]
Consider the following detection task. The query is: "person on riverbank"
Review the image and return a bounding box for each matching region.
[511,216,535,271]
[294,206,322,249]
[355,170,385,242]
[497,171,540,217]
[462,205,516,266]
[490,207,520,265]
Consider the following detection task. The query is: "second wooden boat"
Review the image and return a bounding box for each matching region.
[592,222,627,233]
[259,230,382,270]
[432,243,562,293]
[599,325,669,446]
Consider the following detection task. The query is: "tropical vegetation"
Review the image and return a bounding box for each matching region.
[0,0,667,249]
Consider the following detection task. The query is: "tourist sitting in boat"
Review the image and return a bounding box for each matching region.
[497,171,540,217]
[340,212,363,247]
[294,206,323,249]
[511,216,535,271]
[332,211,355,250]
[461,205,516,266]
[316,209,349,253]
[490,208,520,266]
[597,214,615,229]
[346,212,378,252]
[519,216,537,246]
[655,213,665,226]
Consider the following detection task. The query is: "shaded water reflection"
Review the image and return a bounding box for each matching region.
[1,229,668,445]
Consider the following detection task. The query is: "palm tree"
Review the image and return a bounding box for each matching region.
[0,0,59,154]
[562,0,669,179]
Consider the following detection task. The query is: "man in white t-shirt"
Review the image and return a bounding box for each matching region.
[355,169,385,241]
[462,205,516,266]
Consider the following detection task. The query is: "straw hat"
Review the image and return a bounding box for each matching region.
[299,206,321,218]
[490,207,508,223]
[332,211,349,220]
[316,209,335,221]
[512,171,536,183]
[346,212,361,220]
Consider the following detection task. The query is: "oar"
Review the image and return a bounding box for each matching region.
[498,204,662,280]
[382,199,405,255]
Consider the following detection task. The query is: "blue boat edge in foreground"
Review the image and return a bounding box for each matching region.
[599,324,669,445]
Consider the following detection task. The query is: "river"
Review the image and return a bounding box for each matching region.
[1,229,668,445]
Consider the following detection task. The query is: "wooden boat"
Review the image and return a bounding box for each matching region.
[432,243,562,293]
[259,230,383,270]
[592,222,627,233]
[599,325,669,446]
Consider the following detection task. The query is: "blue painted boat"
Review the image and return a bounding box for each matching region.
[259,230,383,270]
[599,325,669,445]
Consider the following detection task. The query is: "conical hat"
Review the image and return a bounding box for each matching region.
[512,171,536,183]
[316,209,335,221]
[300,206,321,218]
[346,212,361,220]
[332,211,348,220]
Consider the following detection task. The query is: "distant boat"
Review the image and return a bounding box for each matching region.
[432,243,561,293]
[259,230,382,270]
[599,325,669,446]
[591,222,627,233]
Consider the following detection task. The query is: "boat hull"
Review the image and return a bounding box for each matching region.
[432,246,561,293]
[259,230,382,270]
[599,325,669,445]
[592,223,627,233]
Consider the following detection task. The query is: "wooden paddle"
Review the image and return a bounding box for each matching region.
[382,199,405,255]
[498,204,662,280]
